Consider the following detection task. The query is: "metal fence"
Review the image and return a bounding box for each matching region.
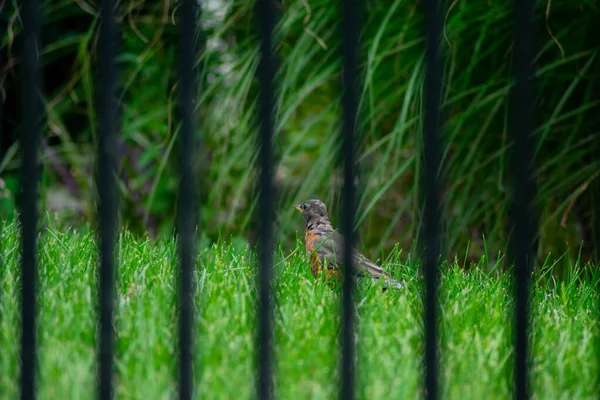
[13,0,538,398]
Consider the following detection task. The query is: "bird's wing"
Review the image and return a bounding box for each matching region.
[313,230,346,268]
[315,230,393,280]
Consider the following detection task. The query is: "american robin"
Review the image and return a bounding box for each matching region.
[294,199,403,290]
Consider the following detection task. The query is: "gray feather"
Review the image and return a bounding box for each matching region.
[314,231,403,290]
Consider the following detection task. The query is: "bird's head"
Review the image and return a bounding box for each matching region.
[294,199,330,224]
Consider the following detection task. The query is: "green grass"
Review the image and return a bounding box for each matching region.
[1,220,598,399]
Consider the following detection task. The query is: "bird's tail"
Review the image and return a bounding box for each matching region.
[381,277,403,290]
[357,255,403,290]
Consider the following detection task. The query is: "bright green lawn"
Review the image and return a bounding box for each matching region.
[1,220,598,399]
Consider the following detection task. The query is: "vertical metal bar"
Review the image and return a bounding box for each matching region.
[596,171,600,399]
[596,170,600,265]
[339,1,360,399]
[255,0,276,398]
[594,64,600,400]
[19,0,42,398]
[97,0,118,397]
[422,0,443,397]
[177,0,197,397]
[512,0,535,398]
[0,7,4,168]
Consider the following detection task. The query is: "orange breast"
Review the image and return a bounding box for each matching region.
[305,229,341,281]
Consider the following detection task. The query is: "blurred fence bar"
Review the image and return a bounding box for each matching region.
[339,0,360,399]
[19,0,42,398]
[0,14,4,164]
[512,0,535,398]
[255,0,276,398]
[422,0,443,397]
[423,0,443,399]
[97,0,118,397]
[177,0,198,398]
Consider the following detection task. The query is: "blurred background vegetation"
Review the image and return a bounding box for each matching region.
[1,0,599,272]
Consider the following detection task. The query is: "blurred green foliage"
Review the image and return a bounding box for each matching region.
[1,0,599,269]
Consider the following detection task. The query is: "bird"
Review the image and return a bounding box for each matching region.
[294,199,403,290]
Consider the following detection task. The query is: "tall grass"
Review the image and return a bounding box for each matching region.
[1,0,598,270]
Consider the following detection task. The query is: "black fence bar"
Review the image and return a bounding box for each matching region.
[176,0,197,397]
[422,0,443,397]
[0,11,4,166]
[255,0,276,399]
[19,0,42,398]
[339,0,360,399]
[512,0,535,398]
[97,0,118,397]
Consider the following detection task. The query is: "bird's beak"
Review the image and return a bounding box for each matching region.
[294,205,302,212]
